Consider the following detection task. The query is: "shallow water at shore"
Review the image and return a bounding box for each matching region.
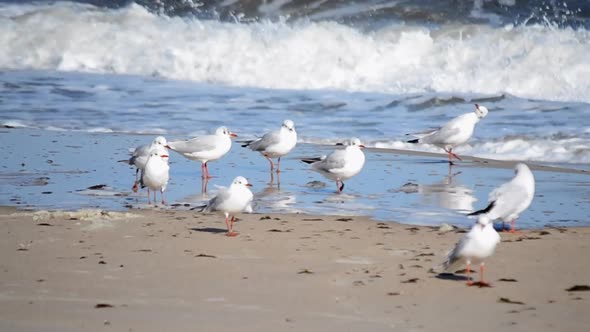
[1,128,588,229]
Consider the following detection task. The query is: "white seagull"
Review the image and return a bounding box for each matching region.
[241,120,297,173]
[441,215,501,287]
[302,138,366,193]
[166,126,237,179]
[141,145,170,205]
[468,163,535,233]
[407,104,488,164]
[202,176,254,237]
[128,136,168,192]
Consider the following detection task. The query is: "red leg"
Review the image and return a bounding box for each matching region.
[336,180,342,193]
[205,162,212,179]
[449,148,462,161]
[264,155,275,171]
[226,216,239,237]
[509,219,517,233]
[147,188,151,205]
[478,264,492,287]
[201,163,206,179]
[161,190,166,205]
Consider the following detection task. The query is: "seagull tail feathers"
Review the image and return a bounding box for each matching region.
[301,157,322,164]
[467,201,496,216]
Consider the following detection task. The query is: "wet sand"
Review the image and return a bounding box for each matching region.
[1,207,588,331]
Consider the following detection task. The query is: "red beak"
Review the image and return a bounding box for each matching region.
[359,144,366,148]
[245,183,253,187]
[164,145,171,149]
[475,104,480,110]
[161,155,169,158]
[230,133,238,137]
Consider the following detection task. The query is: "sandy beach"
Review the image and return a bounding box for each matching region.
[1,207,588,331]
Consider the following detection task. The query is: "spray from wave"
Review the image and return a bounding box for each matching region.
[0,1,589,103]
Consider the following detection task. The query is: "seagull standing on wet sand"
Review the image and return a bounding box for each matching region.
[302,138,365,193]
[166,126,237,179]
[241,120,297,173]
[407,104,488,164]
[141,146,170,205]
[128,136,168,192]
[468,163,535,233]
[202,176,253,237]
[441,215,501,287]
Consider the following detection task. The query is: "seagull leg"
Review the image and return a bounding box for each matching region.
[277,157,285,173]
[448,148,462,161]
[153,191,157,205]
[465,261,472,286]
[132,169,139,192]
[201,177,209,193]
[444,148,454,165]
[477,263,492,287]
[205,162,212,179]
[509,219,517,233]
[264,155,275,172]
[161,190,166,205]
[201,163,206,179]
[226,216,239,237]
[147,188,151,205]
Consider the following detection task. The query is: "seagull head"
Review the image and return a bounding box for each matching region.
[153,136,168,147]
[232,176,253,188]
[348,137,365,149]
[282,120,295,132]
[217,126,238,138]
[476,215,491,230]
[474,104,489,119]
[514,163,530,175]
[150,146,169,161]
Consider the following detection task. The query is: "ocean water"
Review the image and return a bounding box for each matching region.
[1,1,589,227]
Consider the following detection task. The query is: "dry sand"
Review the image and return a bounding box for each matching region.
[0,207,588,331]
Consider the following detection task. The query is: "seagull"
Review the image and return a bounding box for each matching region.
[241,120,297,173]
[166,126,237,179]
[468,163,535,233]
[302,138,365,193]
[202,176,254,237]
[128,136,168,192]
[441,215,501,287]
[141,146,170,205]
[407,104,488,164]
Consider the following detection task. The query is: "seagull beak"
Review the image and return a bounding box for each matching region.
[161,155,169,158]
[245,183,253,187]
[359,144,365,148]
[474,104,480,110]
[230,133,238,138]
[164,145,171,149]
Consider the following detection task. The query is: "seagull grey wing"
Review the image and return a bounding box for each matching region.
[168,135,218,154]
[408,127,441,138]
[443,232,472,272]
[203,188,231,212]
[249,131,281,151]
[319,149,347,171]
[422,125,460,144]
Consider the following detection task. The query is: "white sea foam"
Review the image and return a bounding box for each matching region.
[373,137,590,164]
[1,3,589,102]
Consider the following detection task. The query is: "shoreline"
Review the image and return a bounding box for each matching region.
[0,207,588,331]
[1,128,589,229]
